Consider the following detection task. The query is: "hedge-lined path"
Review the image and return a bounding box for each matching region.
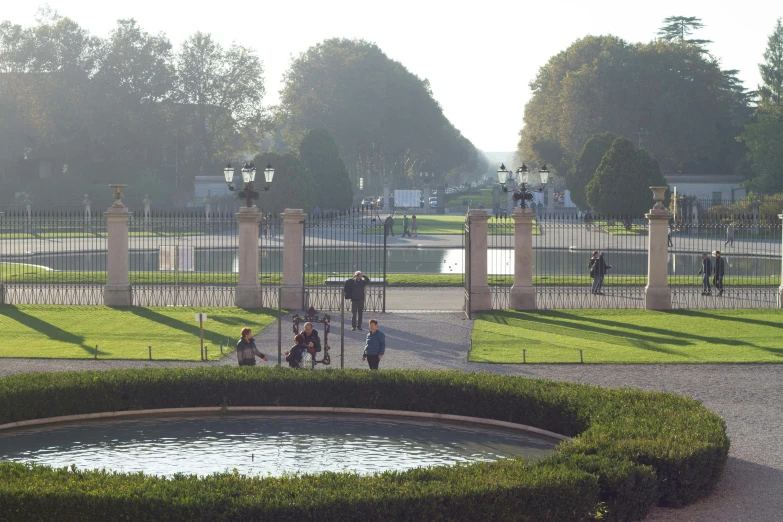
[1,311,781,521]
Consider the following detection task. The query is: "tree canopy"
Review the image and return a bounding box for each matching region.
[657,16,712,48]
[517,34,748,177]
[298,128,353,209]
[585,137,667,216]
[278,38,483,194]
[567,132,616,210]
[253,151,313,215]
[758,18,783,110]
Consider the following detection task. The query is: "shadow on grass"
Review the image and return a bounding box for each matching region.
[126,307,230,345]
[671,309,783,331]
[0,306,94,354]
[485,310,760,350]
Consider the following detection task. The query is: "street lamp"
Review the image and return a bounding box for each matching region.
[224,161,274,207]
[497,163,548,209]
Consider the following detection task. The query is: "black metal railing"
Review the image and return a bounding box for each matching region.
[488,215,514,309]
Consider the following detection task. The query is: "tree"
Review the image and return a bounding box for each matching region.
[657,16,712,48]
[518,36,737,176]
[758,18,783,109]
[278,38,480,192]
[298,128,353,209]
[176,32,267,175]
[253,151,313,215]
[567,132,616,210]
[739,112,783,193]
[585,137,667,216]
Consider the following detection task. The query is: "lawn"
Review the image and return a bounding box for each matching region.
[0,306,276,360]
[593,220,648,236]
[470,309,783,363]
[367,215,539,235]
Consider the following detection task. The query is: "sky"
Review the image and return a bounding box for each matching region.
[3,1,782,154]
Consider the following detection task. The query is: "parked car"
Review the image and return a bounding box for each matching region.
[361,196,376,207]
[429,197,438,208]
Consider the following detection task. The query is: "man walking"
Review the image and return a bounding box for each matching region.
[589,251,611,295]
[344,271,370,331]
[713,251,726,297]
[402,214,411,237]
[384,214,395,236]
[362,319,386,370]
[725,223,735,247]
[698,252,712,296]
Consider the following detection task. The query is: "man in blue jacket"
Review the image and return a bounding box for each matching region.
[362,319,386,370]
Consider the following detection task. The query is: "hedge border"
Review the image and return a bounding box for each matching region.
[0,368,730,522]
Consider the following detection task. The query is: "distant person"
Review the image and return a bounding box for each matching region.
[411,214,418,237]
[713,251,725,297]
[236,327,269,366]
[589,251,611,295]
[384,214,395,236]
[302,322,321,357]
[344,271,371,331]
[725,223,735,247]
[668,223,673,247]
[698,252,712,296]
[285,334,309,369]
[478,201,485,210]
[362,319,386,370]
[584,210,593,229]
[314,206,322,218]
[402,214,411,237]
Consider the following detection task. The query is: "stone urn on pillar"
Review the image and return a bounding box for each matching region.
[645,186,672,310]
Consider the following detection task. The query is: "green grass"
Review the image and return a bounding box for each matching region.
[593,221,648,236]
[368,214,539,235]
[470,309,783,363]
[0,306,276,360]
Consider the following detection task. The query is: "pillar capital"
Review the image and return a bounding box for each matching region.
[467,209,490,223]
[513,207,535,224]
[282,208,306,222]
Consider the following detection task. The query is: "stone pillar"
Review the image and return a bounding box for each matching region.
[645,187,672,310]
[778,214,783,308]
[281,208,306,309]
[104,186,132,306]
[468,210,492,311]
[383,182,390,213]
[509,207,535,310]
[691,202,699,226]
[0,212,4,305]
[235,206,262,308]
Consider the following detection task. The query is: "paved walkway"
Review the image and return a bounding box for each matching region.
[0,312,780,521]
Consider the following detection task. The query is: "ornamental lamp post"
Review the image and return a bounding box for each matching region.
[223,161,274,208]
[497,163,548,210]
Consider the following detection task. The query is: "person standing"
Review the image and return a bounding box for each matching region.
[725,223,735,247]
[713,251,726,297]
[668,223,673,247]
[402,214,411,237]
[411,215,418,237]
[384,214,395,236]
[344,271,371,331]
[236,327,269,366]
[698,252,712,296]
[362,319,386,370]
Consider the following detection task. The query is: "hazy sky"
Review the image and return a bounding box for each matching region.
[4,1,782,153]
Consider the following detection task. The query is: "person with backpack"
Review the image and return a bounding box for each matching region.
[698,252,713,296]
[589,251,611,295]
[236,327,269,366]
[344,271,371,331]
[285,334,309,369]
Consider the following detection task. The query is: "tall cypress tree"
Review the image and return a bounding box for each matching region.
[758,18,783,110]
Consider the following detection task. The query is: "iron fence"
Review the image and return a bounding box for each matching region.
[533,214,648,309]
[259,213,282,308]
[0,210,107,305]
[303,207,386,312]
[488,215,514,309]
[129,210,238,307]
[669,217,781,309]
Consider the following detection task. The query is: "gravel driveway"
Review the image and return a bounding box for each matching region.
[1,312,780,521]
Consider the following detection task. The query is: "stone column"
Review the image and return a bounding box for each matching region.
[281,208,306,309]
[235,206,262,308]
[645,187,672,310]
[0,212,4,305]
[778,214,783,308]
[104,185,132,307]
[468,209,492,311]
[509,207,535,310]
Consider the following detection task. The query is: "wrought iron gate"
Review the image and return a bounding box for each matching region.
[302,207,386,312]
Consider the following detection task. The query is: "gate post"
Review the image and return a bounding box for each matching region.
[0,212,4,305]
[235,206,262,308]
[468,210,492,311]
[778,214,783,308]
[104,185,132,307]
[281,208,305,309]
[509,207,535,310]
[645,187,672,310]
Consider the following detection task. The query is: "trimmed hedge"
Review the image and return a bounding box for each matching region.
[0,368,729,521]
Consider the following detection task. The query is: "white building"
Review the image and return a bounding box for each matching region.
[664,174,746,205]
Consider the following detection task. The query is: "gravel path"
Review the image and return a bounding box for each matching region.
[1,312,781,521]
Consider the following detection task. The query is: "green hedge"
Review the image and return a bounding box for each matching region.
[0,368,729,521]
